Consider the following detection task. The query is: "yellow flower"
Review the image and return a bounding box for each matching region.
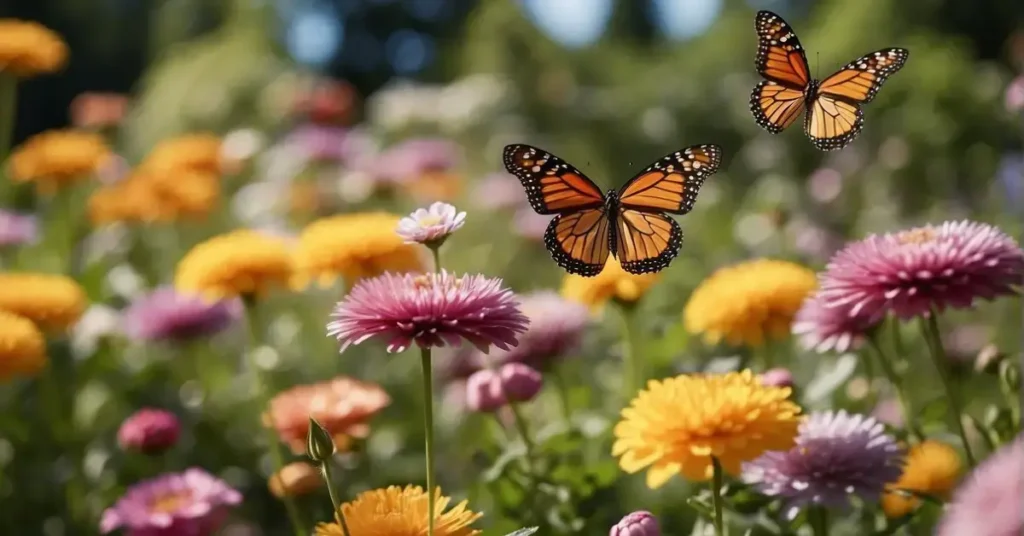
[0,273,87,330]
[0,310,47,381]
[175,230,293,299]
[0,19,67,77]
[314,485,482,536]
[292,212,427,288]
[268,462,322,498]
[88,170,220,225]
[683,259,816,347]
[561,257,660,310]
[141,133,223,175]
[8,130,112,193]
[882,440,962,518]
[612,369,802,487]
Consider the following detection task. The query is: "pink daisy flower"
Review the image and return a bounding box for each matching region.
[395,201,466,246]
[100,468,241,535]
[327,270,529,353]
[816,220,1024,321]
[117,408,181,454]
[791,291,878,353]
[937,435,1024,536]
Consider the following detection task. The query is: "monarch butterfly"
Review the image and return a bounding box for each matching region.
[750,10,908,151]
[503,143,722,277]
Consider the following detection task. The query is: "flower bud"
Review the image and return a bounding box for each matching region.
[306,417,336,463]
[999,360,1020,392]
[268,461,322,498]
[466,369,506,412]
[974,344,1006,374]
[117,408,180,454]
[610,511,660,536]
[499,363,543,402]
[759,367,794,389]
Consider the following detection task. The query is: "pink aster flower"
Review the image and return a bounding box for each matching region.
[284,123,352,163]
[0,210,38,247]
[816,221,1024,322]
[117,408,181,454]
[395,201,466,246]
[327,270,529,353]
[610,511,661,536]
[371,138,459,183]
[100,468,242,535]
[791,291,877,353]
[123,287,241,342]
[937,435,1024,536]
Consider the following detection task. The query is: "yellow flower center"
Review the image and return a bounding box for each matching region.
[418,215,443,227]
[896,228,937,245]
[150,491,191,514]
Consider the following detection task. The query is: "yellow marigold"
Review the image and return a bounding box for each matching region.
[612,369,802,487]
[0,310,47,381]
[141,133,223,175]
[175,230,293,299]
[0,19,67,77]
[314,486,482,536]
[882,440,962,518]
[268,462,322,498]
[88,170,220,226]
[292,212,428,288]
[683,259,816,347]
[8,130,112,193]
[0,273,87,329]
[561,257,660,310]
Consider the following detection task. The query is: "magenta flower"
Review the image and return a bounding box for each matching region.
[759,367,794,388]
[123,287,241,342]
[742,410,904,519]
[100,468,242,535]
[610,511,660,536]
[792,291,877,353]
[0,210,38,247]
[937,435,1024,536]
[499,362,543,402]
[465,369,505,412]
[815,221,1024,322]
[117,408,181,454]
[327,270,529,353]
[395,201,466,246]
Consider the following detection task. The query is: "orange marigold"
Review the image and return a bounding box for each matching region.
[141,133,223,175]
[314,486,482,536]
[0,310,47,381]
[882,440,963,518]
[561,257,660,311]
[175,230,293,300]
[0,19,67,77]
[0,273,87,329]
[8,130,112,193]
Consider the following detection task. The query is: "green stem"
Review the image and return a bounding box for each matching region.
[420,346,437,536]
[244,300,307,536]
[711,457,728,536]
[867,333,922,441]
[321,461,350,536]
[919,313,977,467]
[616,302,640,398]
[430,246,442,273]
[760,341,774,369]
[506,399,537,472]
[0,74,16,165]
[809,506,828,536]
[859,339,879,410]
[552,369,573,427]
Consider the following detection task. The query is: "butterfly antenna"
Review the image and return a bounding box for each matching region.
[815,51,820,80]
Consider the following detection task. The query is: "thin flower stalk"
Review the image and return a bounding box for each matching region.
[420,346,437,536]
[867,331,921,441]
[0,74,15,162]
[920,313,977,467]
[616,302,640,399]
[711,457,728,536]
[319,461,350,536]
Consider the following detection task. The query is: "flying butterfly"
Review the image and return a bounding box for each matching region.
[750,10,908,151]
[502,143,722,277]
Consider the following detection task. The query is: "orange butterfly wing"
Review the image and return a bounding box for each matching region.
[755,11,810,89]
[503,144,605,215]
[805,94,864,151]
[750,81,806,133]
[614,210,683,275]
[818,48,909,104]
[617,145,722,215]
[544,207,612,276]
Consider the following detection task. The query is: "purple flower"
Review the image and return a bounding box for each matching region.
[123,287,241,342]
[937,435,1024,536]
[100,468,242,535]
[465,369,505,412]
[742,410,904,519]
[816,221,1024,322]
[610,511,660,536]
[327,270,529,353]
[395,201,466,246]
[792,291,877,353]
[118,408,181,454]
[499,362,543,402]
[0,210,38,247]
[284,123,351,163]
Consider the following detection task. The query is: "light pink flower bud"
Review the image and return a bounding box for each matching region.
[466,369,505,412]
[498,362,542,402]
[610,511,660,536]
[760,367,794,389]
[117,408,181,454]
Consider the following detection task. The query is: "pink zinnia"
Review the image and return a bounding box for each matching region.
[816,221,1024,322]
[327,270,529,353]
[395,201,466,245]
[791,291,877,353]
[100,468,241,535]
[117,408,181,454]
[937,435,1024,536]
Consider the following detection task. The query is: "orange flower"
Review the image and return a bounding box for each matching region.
[266,376,390,454]
[70,92,129,129]
[0,19,67,77]
[88,170,220,225]
[268,462,322,498]
[8,130,112,193]
[141,133,223,175]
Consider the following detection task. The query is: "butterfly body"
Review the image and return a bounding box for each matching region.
[504,143,720,276]
[750,10,908,151]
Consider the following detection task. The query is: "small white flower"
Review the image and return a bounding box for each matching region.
[395,202,466,246]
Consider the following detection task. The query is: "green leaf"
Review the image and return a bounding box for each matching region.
[804,353,859,403]
[504,528,540,536]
